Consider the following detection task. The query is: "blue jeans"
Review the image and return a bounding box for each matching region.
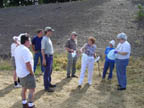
[34,51,45,73]
[102,61,115,79]
[116,59,129,88]
[44,55,53,90]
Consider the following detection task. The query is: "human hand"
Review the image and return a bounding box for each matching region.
[114,51,118,54]
[43,59,46,66]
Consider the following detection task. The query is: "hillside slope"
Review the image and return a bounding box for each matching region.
[0,0,143,56]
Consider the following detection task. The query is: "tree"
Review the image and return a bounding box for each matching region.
[0,0,3,8]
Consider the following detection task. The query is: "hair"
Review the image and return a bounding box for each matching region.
[37,29,43,34]
[21,35,29,44]
[88,37,96,44]
[44,30,52,35]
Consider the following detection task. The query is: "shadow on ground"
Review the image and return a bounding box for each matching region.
[58,83,89,108]
[0,84,14,97]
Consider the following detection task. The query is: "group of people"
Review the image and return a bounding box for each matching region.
[10,26,131,108]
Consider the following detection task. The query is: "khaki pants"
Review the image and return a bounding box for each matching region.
[67,53,77,76]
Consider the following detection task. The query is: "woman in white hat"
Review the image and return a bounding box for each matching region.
[115,33,131,90]
[11,36,21,88]
[102,40,115,80]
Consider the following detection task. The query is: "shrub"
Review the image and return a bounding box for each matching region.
[137,4,144,20]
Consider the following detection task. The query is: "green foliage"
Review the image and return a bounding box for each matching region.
[137,4,144,20]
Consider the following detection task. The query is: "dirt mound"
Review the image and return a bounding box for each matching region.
[0,0,143,56]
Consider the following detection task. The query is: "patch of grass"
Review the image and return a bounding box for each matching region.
[0,59,13,71]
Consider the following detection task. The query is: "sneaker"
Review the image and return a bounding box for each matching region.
[78,85,82,88]
[49,84,56,88]
[117,88,126,91]
[23,103,28,108]
[45,88,54,92]
[28,105,35,108]
[14,84,22,88]
[67,76,71,78]
[71,75,78,78]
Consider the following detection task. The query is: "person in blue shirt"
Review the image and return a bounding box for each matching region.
[32,29,44,73]
[102,40,115,80]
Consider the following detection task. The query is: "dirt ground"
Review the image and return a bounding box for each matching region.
[0,58,144,108]
[0,0,144,57]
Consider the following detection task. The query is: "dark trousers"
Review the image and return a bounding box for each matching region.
[102,61,115,79]
[116,59,129,88]
[34,51,44,73]
[44,55,53,90]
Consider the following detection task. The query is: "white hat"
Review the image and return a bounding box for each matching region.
[71,31,78,36]
[44,26,55,32]
[109,40,115,47]
[13,36,18,41]
[117,32,127,40]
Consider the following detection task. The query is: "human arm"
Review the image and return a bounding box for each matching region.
[41,38,46,66]
[26,62,34,75]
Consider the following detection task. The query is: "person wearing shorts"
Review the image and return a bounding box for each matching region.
[15,34,36,108]
[11,36,21,88]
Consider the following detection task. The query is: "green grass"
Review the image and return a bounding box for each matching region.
[0,59,13,71]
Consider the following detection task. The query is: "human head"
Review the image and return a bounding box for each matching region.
[109,40,115,48]
[37,29,43,37]
[88,37,96,45]
[117,32,127,43]
[13,36,18,44]
[44,26,54,37]
[21,34,31,48]
[71,31,78,40]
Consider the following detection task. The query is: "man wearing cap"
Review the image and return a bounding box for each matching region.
[41,26,56,92]
[115,33,131,90]
[15,34,36,108]
[65,32,78,78]
[11,36,21,88]
[102,40,115,80]
[32,29,44,73]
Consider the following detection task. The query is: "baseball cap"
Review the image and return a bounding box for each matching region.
[44,26,55,32]
[71,31,78,36]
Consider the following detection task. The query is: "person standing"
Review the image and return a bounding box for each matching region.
[115,33,131,91]
[15,34,36,108]
[32,29,44,73]
[78,37,96,87]
[102,40,115,80]
[41,26,56,92]
[65,32,78,78]
[11,36,21,88]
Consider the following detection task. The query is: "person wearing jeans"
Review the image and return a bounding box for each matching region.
[32,29,44,73]
[102,40,115,80]
[115,33,131,91]
[41,26,56,92]
[78,37,97,87]
[65,32,78,78]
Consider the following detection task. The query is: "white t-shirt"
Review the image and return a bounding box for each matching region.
[11,43,17,57]
[116,41,131,59]
[14,45,34,78]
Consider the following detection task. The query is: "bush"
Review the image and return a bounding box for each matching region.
[137,4,144,20]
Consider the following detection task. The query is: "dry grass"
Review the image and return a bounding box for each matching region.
[0,55,144,108]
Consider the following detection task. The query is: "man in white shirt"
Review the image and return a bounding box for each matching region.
[115,32,131,91]
[11,36,21,88]
[15,34,36,108]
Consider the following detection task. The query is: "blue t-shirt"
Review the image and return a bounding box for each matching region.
[32,36,43,51]
[105,46,115,62]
